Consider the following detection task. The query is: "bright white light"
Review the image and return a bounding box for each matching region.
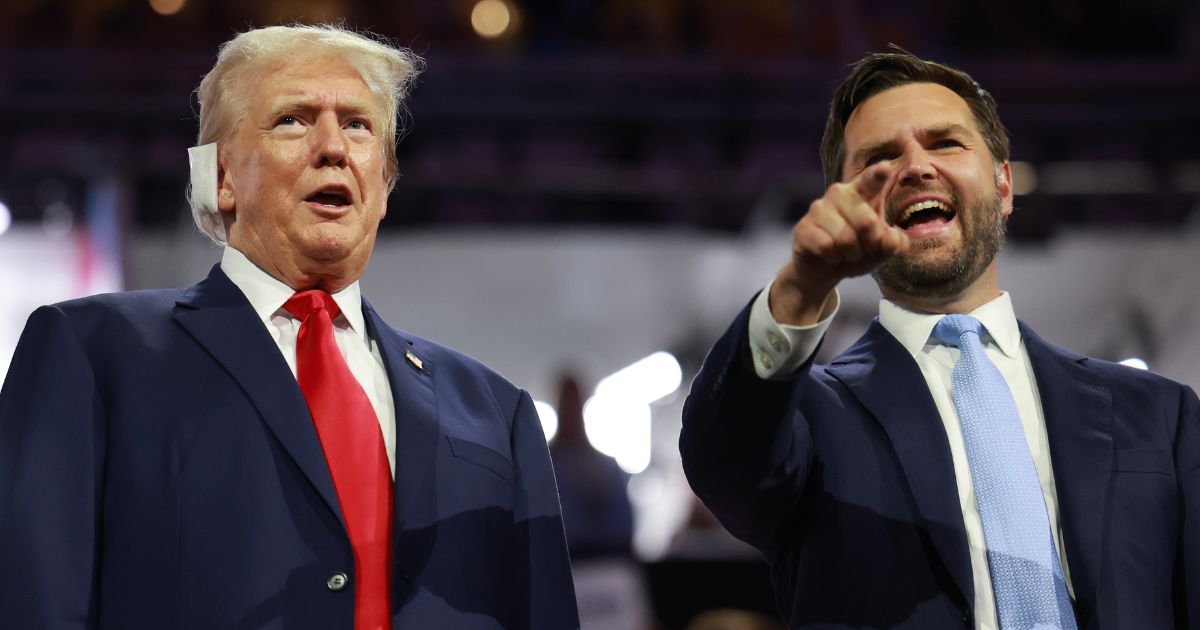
[595,351,682,405]
[0,200,10,236]
[579,351,681,475]
[1119,357,1149,370]
[533,400,558,442]
[583,394,652,474]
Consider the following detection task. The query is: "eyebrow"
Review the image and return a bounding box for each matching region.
[264,94,379,120]
[849,123,976,166]
[923,123,975,141]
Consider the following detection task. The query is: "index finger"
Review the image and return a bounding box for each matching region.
[849,162,897,210]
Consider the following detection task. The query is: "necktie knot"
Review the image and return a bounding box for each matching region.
[932,313,983,348]
[284,289,342,321]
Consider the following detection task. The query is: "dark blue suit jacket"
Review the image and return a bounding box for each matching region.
[0,266,579,629]
[681,299,1200,629]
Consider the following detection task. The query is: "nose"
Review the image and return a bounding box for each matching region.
[897,145,936,186]
[311,113,348,167]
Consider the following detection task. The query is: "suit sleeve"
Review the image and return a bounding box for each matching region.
[679,295,819,554]
[509,390,580,629]
[1176,384,1200,628]
[0,306,104,628]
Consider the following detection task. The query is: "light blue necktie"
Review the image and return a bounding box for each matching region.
[932,314,1076,630]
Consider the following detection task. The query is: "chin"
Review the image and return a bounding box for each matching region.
[905,244,961,271]
[291,238,352,266]
[874,245,977,300]
[298,224,369,258]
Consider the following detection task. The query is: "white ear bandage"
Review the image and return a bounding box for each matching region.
[187,142,218,214]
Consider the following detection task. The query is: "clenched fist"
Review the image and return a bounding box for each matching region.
[770,162,910,325]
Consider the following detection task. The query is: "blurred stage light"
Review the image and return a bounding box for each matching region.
[581,351,682,474]
[583,394,652,474]
[626,469,664,505]
[471,0,514,39]
[1041,161,1154,194]
[594,351,682,405]
[0,200,10,236]
[1010,161,1038,195]
[533,399,558,442]
[149,0,186,16]
[1119,358,1149,370]
[41,201,73,238]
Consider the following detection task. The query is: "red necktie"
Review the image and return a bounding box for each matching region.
[285,290,393,630]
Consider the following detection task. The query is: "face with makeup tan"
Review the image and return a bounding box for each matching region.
[217,53,389,293]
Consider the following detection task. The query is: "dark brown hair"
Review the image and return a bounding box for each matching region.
[819,49,1009,185]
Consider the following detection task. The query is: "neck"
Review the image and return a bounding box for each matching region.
[226,230,367,293]
[233,245,361,293]
[270,262,359,294]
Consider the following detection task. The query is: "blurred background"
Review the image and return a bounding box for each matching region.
[1,0,1199,627]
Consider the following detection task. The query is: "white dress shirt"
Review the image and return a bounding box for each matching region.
[748,284,1073,630]
[221,246,397,477]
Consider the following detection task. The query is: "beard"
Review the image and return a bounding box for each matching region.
[872,183,1007,301]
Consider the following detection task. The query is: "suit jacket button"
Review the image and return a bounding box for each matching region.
[327,571,349,592]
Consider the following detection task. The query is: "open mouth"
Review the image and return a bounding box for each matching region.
[305,187,352,208]
[895,199,956,232]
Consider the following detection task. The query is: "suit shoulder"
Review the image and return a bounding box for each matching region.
[36,289,183,338]
[10,289,190,383]
[50,288,185,320]
[14,289,187,352]
[1024,323,1193,399]
[1081,355,1192,397]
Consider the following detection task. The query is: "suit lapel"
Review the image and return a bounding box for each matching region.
[1020,323,1112,611]
[826,321,975,610]
[173,265,344,524]
[362,299,441,538]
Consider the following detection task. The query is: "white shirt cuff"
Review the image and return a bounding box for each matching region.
[747,281,839,380]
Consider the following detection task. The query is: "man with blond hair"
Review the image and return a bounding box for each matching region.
[0,24,578,629]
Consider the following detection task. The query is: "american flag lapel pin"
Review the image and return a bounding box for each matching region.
[405,349,424,371]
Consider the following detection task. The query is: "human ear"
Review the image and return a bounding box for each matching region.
[217,149,236,213]
[996,161,1014,217]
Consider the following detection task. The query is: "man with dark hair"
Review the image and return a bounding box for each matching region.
[680,51,1199,628]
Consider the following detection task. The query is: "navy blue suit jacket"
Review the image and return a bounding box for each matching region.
[0,265,579,629]
[681,299,1200,628]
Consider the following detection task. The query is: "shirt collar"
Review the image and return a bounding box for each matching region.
[878,291,1022,359]
[219,246,367,336]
